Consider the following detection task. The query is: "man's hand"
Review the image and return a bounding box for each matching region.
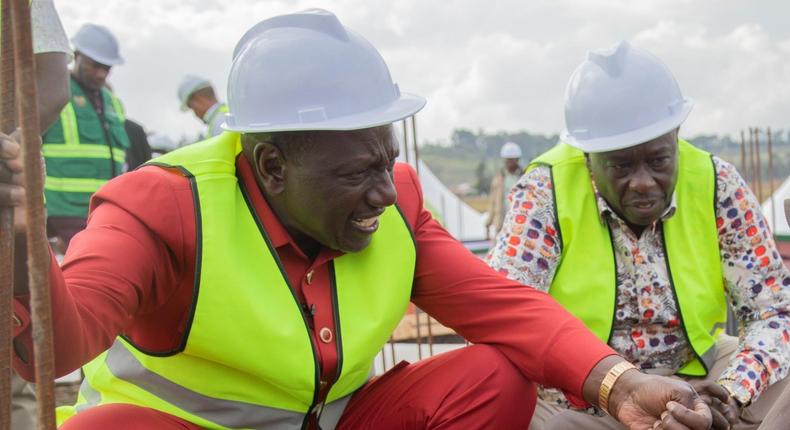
[609,370,713,430]
[0,130,26,231]
[686,380,739,429]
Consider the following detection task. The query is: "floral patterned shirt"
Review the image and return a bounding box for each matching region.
[486,156,790,407]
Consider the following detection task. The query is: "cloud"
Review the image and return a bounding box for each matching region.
[54,0,790,143]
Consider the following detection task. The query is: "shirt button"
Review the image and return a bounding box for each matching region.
[306,270,314,285]
[320,380,328,390]
[319,327,333,344]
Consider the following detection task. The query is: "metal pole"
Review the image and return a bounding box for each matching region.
[0,1,18,427]
[768,127,776,233]
[401,120,410,165]
[740,130,747,178]
[388,335,396,369]
[10,0,56,428]
[411,115,420,177]
[755,127,762,203]
[426,314,434,357]
[414,308,423,360]
[749,128,757,191]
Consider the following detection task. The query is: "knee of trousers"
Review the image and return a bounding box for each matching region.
[460,344,538,411]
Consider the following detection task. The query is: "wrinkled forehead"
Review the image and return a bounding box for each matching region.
[332,125,394,146]
[594,133,678,160]
[300,125,396,165]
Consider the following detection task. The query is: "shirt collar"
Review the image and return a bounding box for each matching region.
[235,153,343,262]
[201,102,223,124]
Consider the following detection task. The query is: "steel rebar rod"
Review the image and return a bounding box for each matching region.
[740,130,746,178]
[767,127,775,232]
[388,335,396,370]
[414,308,423,360]
[411,115,420,177]
[749,128,757,192]
[755,127,762,202]
[401,119,409,165]
[0,0,17,427]
[10,0,55,428]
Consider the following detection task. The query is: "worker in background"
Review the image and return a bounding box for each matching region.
[123,118,152,170]
[42,22,129,250]
[488,41,790,430]
[103,81,152,170]
[177,74,228,138]
[1,1,71,429]
[4,10,714,429]
[485,141,523,238]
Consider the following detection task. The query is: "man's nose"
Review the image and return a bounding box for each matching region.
[368,169,397,208]
[95,67,110,81]
[628,164,658,194]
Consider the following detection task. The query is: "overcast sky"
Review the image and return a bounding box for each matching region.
[56,0,790,144]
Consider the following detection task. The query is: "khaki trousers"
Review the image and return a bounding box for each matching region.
[11,372,36,430]
[530,335,790,430]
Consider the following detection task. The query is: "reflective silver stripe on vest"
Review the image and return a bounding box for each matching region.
[103,342,352,429]
[75,377,102,413]
[697,322,726,371]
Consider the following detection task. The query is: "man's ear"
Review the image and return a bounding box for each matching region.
[254,142,287,195]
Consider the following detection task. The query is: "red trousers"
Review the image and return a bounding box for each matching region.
[61,345,536,429]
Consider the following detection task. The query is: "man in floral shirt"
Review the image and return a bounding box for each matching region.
[488,41,790,430]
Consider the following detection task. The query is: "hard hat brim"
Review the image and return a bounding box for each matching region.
[221,92,426,133]
[78,50,124,67]
[561,98,693,153]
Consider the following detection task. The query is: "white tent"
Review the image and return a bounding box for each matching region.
[762,176,790,238]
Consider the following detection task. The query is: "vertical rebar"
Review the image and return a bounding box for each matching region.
[401,119,409,165]
[740,130,747,178]
[755,127,762,203]
[749,128,757,192]
[767,127,776,233]
[389,335,396,369]
[425,313,434,357]
[414,308,423,360]
[0,1,17,428]
[411,115,420,177]
[10,0,56,428]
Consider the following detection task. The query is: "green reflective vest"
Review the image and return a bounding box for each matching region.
[58,132,416,429]
[42,76,129,218]
[530,139,726,376]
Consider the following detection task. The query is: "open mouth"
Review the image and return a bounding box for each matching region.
[350,215,380,233]
[628,200,660,216]
[631,201,656,210]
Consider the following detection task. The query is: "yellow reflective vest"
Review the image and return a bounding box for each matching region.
[59,132,417,429]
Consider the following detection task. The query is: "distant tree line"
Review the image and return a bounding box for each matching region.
[420,128,790,196]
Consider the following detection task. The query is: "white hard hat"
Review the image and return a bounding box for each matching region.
[222,8,426,133]
[177,75,213,112]
[500,142,522,159]
[560,41,693,153]
[71,23,124,66]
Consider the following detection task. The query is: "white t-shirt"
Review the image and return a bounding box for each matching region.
[30,0,70,58]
